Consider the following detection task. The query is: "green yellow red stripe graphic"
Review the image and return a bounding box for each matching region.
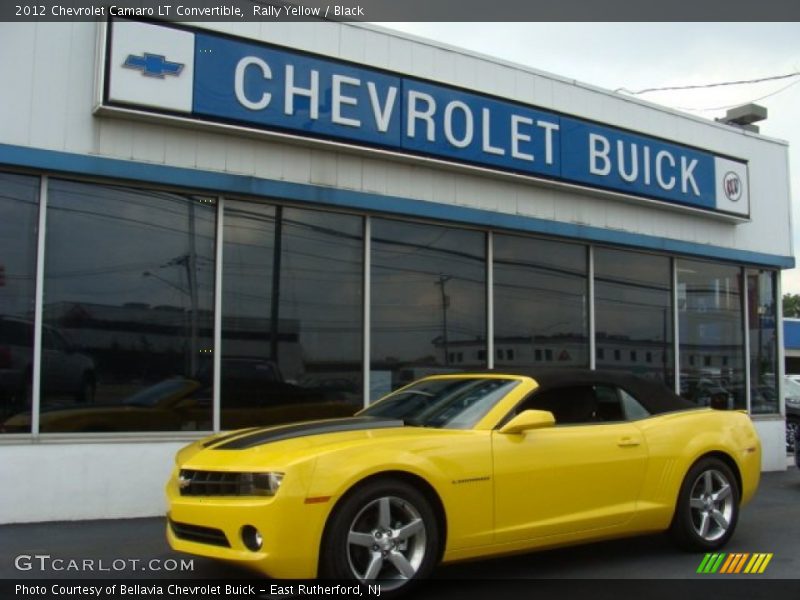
[697,553,773,574]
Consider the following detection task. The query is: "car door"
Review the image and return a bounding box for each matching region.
[491,383,648,544]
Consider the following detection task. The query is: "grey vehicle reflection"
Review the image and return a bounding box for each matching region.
[680,373,739,410]
[0,316,96,418]
[794,427,800,469]
[784,376,800,452]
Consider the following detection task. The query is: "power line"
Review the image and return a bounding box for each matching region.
[615,70,800,95]
[675,78,800,113]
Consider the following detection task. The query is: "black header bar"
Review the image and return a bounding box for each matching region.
[3,0,800,22]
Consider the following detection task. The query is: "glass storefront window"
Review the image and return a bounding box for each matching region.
[0,171,777,433]
[595,248,673,387]
[677,260,745,409]
[38,180,216,432]
[221,202,362,428]
[0,173,40,433]
[747,269,778,414]
[493,234,588,369]
[371,219,486,399]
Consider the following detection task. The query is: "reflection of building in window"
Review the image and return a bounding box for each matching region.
[42,301,303,381]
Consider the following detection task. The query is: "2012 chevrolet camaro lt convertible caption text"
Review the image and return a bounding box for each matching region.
[166,370,761,591]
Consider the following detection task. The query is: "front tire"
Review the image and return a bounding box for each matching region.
[670,457,739,551]
[320,479,440,593]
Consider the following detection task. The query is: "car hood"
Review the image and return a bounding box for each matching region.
[203,416,403,450]
[177,416,472,470]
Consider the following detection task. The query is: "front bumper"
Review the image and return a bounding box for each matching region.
[165,469,332,579]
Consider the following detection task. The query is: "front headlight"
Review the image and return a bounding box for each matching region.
[176,469,285,497]
[242,472,285,496]
[786,396,800,408]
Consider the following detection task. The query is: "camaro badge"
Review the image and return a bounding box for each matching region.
[123,53,184,78]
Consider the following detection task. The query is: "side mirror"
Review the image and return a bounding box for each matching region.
[499,409,555,434]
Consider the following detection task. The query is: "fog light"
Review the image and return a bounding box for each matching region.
[241,525,263,551]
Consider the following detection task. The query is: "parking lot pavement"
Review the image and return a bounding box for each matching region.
[0,469,797,581]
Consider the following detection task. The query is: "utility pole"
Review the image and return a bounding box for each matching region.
[435,274,451,365]
[270,206,283,364]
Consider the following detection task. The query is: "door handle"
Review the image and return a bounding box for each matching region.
[617,436,641,447]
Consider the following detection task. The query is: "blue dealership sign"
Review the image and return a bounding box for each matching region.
[105,19,750,218]
[193,33,403,147]
[560,118,717,210]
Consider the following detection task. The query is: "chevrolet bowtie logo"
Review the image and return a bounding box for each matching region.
[123,53,184,78]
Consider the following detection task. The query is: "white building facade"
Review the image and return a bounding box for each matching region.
[0,19,793,523]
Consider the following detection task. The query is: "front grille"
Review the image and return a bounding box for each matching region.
[179,469,253,496]
[169,519,230,547]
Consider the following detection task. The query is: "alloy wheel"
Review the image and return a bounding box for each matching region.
[345,495,427,589]
[688,469,735,542]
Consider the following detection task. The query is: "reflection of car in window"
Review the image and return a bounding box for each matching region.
[681,375,735,410]
[0,316,96,417]
[1,356,357,433]
[784,376,800,452]
[794,427,800,469]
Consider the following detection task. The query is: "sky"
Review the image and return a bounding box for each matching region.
[376,22,800,295]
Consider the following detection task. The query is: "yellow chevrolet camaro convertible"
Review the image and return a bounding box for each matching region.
[166,370,761,590]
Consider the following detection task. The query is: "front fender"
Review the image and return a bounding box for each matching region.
[306,434,494,554]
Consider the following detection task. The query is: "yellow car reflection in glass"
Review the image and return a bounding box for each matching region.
[166,371,760,591]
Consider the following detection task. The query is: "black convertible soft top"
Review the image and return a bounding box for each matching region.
[485,368,697,415]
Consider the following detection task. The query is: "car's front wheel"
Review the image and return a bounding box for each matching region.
[320,478,440,593]
[670,457,740,551]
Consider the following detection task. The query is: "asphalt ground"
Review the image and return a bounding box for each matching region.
[0,469,797,586]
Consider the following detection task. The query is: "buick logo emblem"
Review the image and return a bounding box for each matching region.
[723,171,742,202]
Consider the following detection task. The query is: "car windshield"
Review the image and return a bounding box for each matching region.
[361,378,519,429]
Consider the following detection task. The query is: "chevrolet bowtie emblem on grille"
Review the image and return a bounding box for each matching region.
[123,53,184,78]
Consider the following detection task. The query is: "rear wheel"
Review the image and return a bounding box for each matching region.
[670,457,739,551]
[320,479,440,593]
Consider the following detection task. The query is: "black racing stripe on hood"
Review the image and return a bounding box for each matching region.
[212,417,405,450]
[202,427,262,448]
